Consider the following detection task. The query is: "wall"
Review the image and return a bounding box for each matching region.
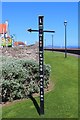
[0,43,39,62]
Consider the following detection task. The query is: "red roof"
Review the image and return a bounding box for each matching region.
[14,41,26,46]
[0,24,7,34]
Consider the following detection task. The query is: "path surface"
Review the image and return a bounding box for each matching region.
[54,51,79,58]
[67,53,80,58]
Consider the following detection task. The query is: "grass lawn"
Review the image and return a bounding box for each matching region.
[2,51,78,118]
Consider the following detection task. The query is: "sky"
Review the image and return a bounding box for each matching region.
[1,2,78,47]
[1,0,79,2]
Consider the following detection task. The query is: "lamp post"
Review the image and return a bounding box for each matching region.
[45,39,46,49]
[52,34,53,52]
[64,20,67,58]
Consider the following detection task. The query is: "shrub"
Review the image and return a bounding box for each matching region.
[1,59,51,102]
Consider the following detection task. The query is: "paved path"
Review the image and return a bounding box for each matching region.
[67,53,80,58]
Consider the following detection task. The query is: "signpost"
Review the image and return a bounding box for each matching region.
[27,16,55,115]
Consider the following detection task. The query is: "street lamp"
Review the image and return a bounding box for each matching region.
[45,39,46,49]
[64,20,67,58]
[52,34,53,52]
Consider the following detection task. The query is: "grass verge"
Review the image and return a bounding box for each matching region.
[2,51,78,118]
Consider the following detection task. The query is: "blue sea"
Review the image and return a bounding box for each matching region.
[44,45,79,49]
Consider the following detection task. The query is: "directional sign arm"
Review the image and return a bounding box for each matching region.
[43,30,55,33]
[27,29,55,33]
[27,29,38,32]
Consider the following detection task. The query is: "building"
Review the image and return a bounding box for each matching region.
[14,41,26,46]
[0,21,12,47]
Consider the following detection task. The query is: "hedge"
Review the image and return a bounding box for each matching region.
[1,59,51,102]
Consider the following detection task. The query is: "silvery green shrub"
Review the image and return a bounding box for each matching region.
[2,59,51,102]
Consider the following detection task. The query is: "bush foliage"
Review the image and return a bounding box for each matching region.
[1,59,51,102]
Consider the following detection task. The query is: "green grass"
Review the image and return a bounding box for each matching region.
[2,51,78,118]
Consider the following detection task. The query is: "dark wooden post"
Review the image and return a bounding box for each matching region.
[39,16,44,115]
